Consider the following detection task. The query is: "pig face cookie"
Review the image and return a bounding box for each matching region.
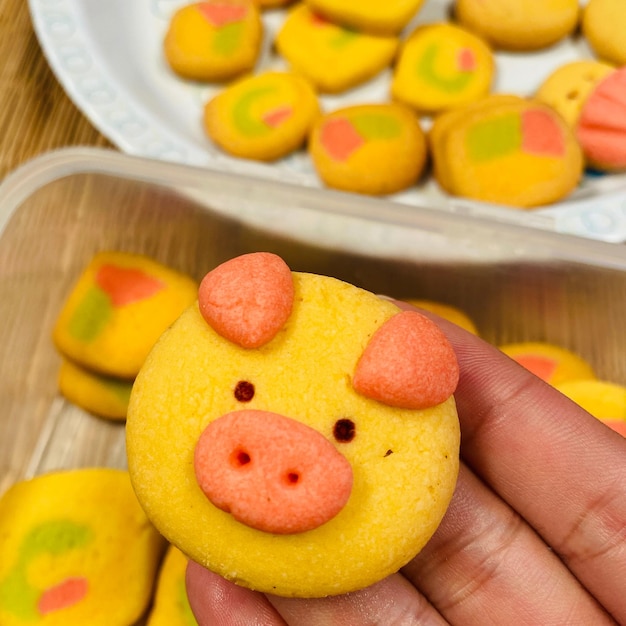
[126,252,460,598]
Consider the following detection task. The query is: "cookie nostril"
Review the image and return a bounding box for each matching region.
[231,449,251,468]
[285,471,300,485]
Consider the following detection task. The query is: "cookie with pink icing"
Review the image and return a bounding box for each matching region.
[308,102,428,195]
[164,0,262,81]
[126,252,460,597]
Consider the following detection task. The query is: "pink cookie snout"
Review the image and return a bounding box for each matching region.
[194,410,353,534]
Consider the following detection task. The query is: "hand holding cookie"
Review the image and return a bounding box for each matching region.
[186,299,626,625]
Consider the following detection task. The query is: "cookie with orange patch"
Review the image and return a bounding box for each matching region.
[0,469,165,626]
[304,0,426,35]
[204,71,320,161]
[53,252,198,379]
[276,4,399,94]
[391,22,494,114]
[556,379,626,437]
[308,103,428,195]
[430,96,584,208]
[499,342,596,387]
[126,252,460,597]
[147,545,197,626]
[164,0,262,81]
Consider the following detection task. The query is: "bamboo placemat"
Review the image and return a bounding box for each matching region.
[0,0,112,179]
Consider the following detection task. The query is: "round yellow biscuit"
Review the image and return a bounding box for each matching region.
[404,299,479,335]
[147,545,195,626]
[0,469,165,626]
[304,0,426,36]
[204,71,320,161]
[556,379,626,437]
[276,4,399,94]
[582,0,626,66]
[535,60,616,128]
[455,0,580,51]
[127,266,460,598]
[164,1,262,82]
[392,22,494,114]
[308,102,428,195]
[499,342,596,386]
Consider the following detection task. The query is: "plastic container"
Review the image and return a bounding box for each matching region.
[1,147,626,497]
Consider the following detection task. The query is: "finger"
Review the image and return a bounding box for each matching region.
[268,573,448,626]
[403,465,616,625]
[399,301,626,622]
[186,560,287,626]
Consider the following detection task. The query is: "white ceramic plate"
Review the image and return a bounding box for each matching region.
[28,0,626,241]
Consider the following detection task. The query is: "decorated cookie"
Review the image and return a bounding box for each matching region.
[52,251,198,379]
[404,299,479,335]
[430,96,584,208]
[556,379,626,437]
[535,60,616,128]
[303,0,426,35]
[576,67,626,172]
[455,0,580,51]
[147,545,197,626]
[582,0,626,67]
[275,5,399,94]
[308,103,428,195]
[126,252,460,598]
[499,342,596,387]
[391,22,494,114]
[0,469,165,626]
[204,71,320,160]
[57,359,133,421]
[164,0,262,81]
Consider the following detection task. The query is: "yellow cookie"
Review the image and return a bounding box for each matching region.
[147,545,197,626]
[0,469,165,626]
[431,97,584,208]
[303,0,426,35]
[204,71,320,161]
[556,379,626,437]
[308,102,428,195]
[276,4,399,94]
[127,252,460,598]
[429,94,524,193]
[57,359,133,421]
[53,252,198,379]
[582,0,626,66]
[499,342,596,386]
[535,60,616,127]
[391,22,494,114]
[455,0,580,51]
[164,0,262,81]
[404,299,479,335]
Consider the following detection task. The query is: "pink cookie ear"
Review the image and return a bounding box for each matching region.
[353,311,459,410]
[198,252,294,349]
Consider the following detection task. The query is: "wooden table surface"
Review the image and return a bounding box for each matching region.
[0,0,112,179]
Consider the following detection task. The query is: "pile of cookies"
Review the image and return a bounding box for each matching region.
[162,0,626,209]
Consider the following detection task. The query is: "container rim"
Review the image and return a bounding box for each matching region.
[0,147,625,270]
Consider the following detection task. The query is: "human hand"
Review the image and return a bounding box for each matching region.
[186,304,626,625]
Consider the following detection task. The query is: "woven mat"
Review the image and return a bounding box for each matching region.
[0,0,112,179]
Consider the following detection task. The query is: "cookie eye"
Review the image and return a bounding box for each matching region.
[333,418,356,443]
[234,381,255,402]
